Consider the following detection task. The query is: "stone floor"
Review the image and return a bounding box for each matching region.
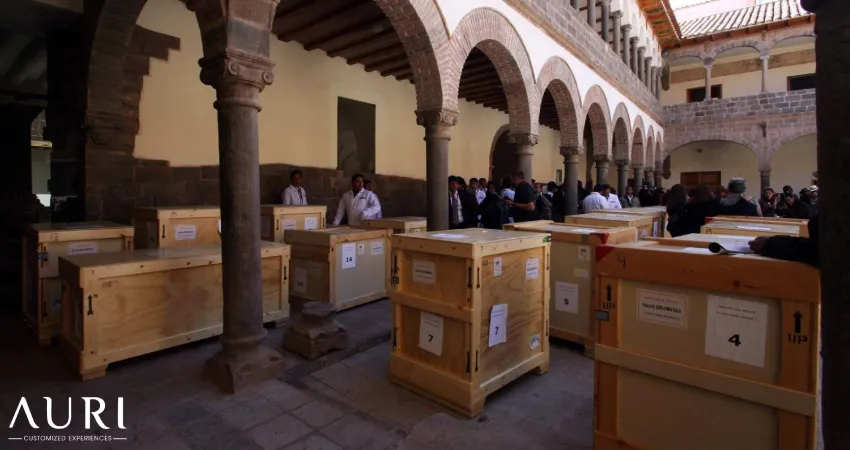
[0,299,822,450]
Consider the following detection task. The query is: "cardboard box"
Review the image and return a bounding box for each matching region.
[388,228,551,417]
[593,240,819,450]
[260,205,327,242]
[132,206,221,249]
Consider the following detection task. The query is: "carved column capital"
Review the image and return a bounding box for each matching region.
[629,36,638,43]
[654,160,663,171]
[560,145,582,162]
[509,133,539,146]
[631,163,643,171]
[644,166,655,173]
[199,53,275,110]
[416,108,458,140]
[703,57,714,68]
[615,158,630,168]
[600,0,612,5]
[611,10,623,19]
[594,154,611,164]
[637,46,646,56]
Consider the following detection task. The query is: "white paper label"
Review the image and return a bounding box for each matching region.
[573,268,590,279]
[293,267,307,294]
[736,225,771,231]
[639,229,649,238]
[705,296,768,368]
[412,260,436,284]
[488,304,508,347]
[282,219,297,230]
[554,281,579,314]
[681,247,713,254]
[146,221,158,247]
[432,233,467,239]
[652,221,660,237]
[357,243,365,255]
[370,242,384,255]
[568,228,598,234]
[577,245,591,262]
[341,243,356,269]
[174,225,197,241]
[493,257,502,277]
[304,217,318,230]
[68,242,98,256]
[308,261,322,275]
[636,289,688,329]
[529,334,541,350]
[418,312,444,356]
[525,258,539,280]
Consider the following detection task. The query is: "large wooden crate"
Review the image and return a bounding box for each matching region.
[511,223,637,356]
[598,206,667,237]
[58,242,290,380]
[361,216,427,234]
[660,233,761,250]
[132,206,221,249]
[260,205,327,243]
[23,222,134,346]
[708,216,809,237]
[502,220,554,231]
[701,220,799,237]
[285,227,389,311]
[388,229,551,417]
[593,240,819,450]
[564,213,655,239]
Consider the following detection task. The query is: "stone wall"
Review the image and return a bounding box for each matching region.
[663,89,816,125]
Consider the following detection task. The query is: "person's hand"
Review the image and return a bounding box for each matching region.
[743,194,753,202]
[748,236,768,254]
[504,199,514,206]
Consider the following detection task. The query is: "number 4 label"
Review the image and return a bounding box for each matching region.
[705,296,768,368]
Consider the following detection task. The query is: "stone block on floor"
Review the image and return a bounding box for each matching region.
[284,302,348,360]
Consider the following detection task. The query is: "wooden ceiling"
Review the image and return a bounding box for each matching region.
[637,0,681,49]
[273,0,561,130]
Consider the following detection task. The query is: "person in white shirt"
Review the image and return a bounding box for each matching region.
[364,179,381,219]
[332,173,382,226]
[581,184,609,213]
[606,186,622,209]
[282,170,307,205]
[469,178,486,205]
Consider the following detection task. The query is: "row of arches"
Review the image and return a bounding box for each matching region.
[665,26,816,64]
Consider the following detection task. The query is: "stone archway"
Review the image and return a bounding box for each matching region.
[489,125,515,185]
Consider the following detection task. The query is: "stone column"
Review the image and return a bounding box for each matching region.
[644,167,654,187]
[600,0,612,43]
[587,0,596,29]
[760,170,771,194]
[615,159,629,198]
[703,58,713,101]
[801,1,850,445]
[509,133,538,182]
[644,57,652,88]
[571,0,579,10]
[193,0,284,392]
[417,109,457,231]
[611,12,622,55]
[654,160,663,188]
[561,146,581,217]
[650,67,657,96]
[594,154,610,185]
[655,68,662,99]
[631,164,643,193]
[760,54,769,93]
[622,24,631,68]
[637,47,646,82]
[630,37,639,74]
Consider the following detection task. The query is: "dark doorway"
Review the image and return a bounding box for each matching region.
[490,130,515,186]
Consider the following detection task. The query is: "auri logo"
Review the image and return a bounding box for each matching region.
[8,397,127,443]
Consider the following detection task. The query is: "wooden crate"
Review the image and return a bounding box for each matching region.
[285,227,389,311]
[388,228,551,417]
[260,205,327,242]
[564,213,655,239]
[701,220,799,237]
[593,240,819,450]
[708,216,809,237]
[660,233,761,250]
[58,242,290,380]
[597,206,667,237]
[132,206,221,249]
[22,222,134,346]
[511,223,637,356]
[361,216,427,234]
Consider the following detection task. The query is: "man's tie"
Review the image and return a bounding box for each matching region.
[297,188,303,204]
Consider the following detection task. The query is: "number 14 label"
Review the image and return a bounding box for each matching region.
[704,296,768,368]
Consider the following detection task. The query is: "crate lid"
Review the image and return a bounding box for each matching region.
[260,204,327,215]
[566,213,655,226]
[596,240,819,303]
[62,241,289,270]
[29,221,134,241]
[284,227,388,246]
[701,220,798,234]
[363,216,426,227]
[133,206,220,219]
[673,233,755,243]
[513,224,638,245]
[596,208,665,218]
[708,215,808,225]
[29,221,131,232]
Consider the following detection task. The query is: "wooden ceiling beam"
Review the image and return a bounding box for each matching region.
[458,78,502,93]
[385,65,412,78]
[364,54,409,73]
[279,2,382,43]
[460,62,498,78]
[349,43,406,67]
[329,29,398,59]
[273,0,360,37]
[459,70,500,85]
[459,84,504,98]
[310,19,391,53]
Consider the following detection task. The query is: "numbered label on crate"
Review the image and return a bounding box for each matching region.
[357,243,365,256]
[174,225,197,241]
[652,221,659,237]
[525,258,539,280]
[636,289,688,329]
[418,312,444,356]
[293,267,308,294]
[304,217,318,230]
[412,260,435,284]
[488,304,508,348]
[555,281,579,314]
[370,242,384,256]
[704,295,768,368]
[529,333,541,350]
[282,219,297,230]
[577,246,591,262]
[68,242,98,256]
[341,243,356,269]
[573,268,589,279]
[493,257,502,277]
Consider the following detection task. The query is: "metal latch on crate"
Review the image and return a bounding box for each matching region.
[595,310,610,322]
[37,248,48,262]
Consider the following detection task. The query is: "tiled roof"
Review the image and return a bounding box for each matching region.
[679,0,811,38]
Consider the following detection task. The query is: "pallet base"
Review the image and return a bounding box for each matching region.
[292,292,387,313]
[389,351,548,418]
[549,327,594,357]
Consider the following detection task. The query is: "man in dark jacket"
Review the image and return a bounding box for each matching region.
[448,176,478,229]
[749,214,819,267]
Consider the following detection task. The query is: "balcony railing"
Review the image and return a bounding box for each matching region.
[663,88,816,125]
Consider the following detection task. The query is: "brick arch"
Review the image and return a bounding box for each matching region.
[664,51,707,65]
[664,129,765,162]
[708,39,769,60]
[611,103,632,161]
[448,8,538,137]
[655,139,663,165]
[535,57,582,148]
[768,27,816,52]
[581,85,612,156]
[631,115,646,162]
[646,128,655,164]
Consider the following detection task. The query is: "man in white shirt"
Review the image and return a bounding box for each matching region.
[282,170,307,205]
[605,186,622,209]
[581,184,609,213]
[364,179,381,219]
[332,174,382,226]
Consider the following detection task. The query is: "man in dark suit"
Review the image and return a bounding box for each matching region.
[448,176,479,229]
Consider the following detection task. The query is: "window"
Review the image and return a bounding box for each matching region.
[788,74,815,91]
[337,97,376,174]
[686,85,722,103]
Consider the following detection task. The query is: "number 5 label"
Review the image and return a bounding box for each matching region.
[704,296,768,368]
